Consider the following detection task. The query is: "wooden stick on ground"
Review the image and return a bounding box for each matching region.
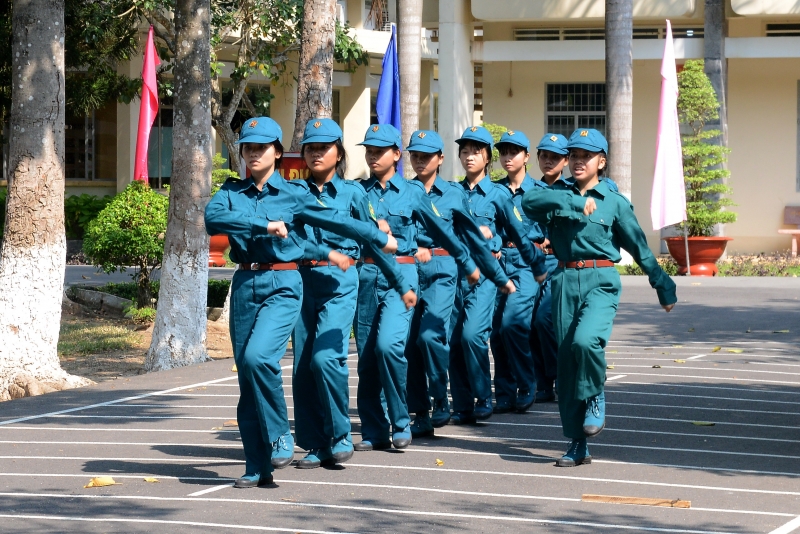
[582,494,691,508]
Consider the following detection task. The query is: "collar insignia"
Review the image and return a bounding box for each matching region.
[314,121,321,128]
[249,120,258,128]
[580,130,589,137]
[550,135,558,142]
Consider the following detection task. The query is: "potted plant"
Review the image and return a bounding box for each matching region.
[664,60,737,276]
[209,153,239,267]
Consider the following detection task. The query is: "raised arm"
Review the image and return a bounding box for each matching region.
[521,186,587,226]
[494,195,546,277]
[450,205,509,287]
[353,194,411,295]
[413,197,478,277]
[204,185,272,239]
[613,200,677,306]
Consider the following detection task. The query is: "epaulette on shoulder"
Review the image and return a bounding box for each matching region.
[341,178,367,193]
[285,179,310,190]
[406,179,426,192]
[493,181,513,198]
[552,180,571,190]
[224,177,242,184]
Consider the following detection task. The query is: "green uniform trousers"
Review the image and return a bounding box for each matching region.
[355,262,419,441]
[551,265,620,439]
[292,266,358,451]
[231,269,301,476]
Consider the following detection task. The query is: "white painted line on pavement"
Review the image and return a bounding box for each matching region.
[158,393,240,397]
[609,365,800,376]
[109,404,239,408]
[433,433,800,460]
[0,493,743,533]
[0,376,239,427]
[0,440,241,448]
[607,372,800,386]
[607,388,800,405]
[607,401,800,417]
[47,415,236,420]
[606,374,627,381]
[187,483,233,497]
[771,516,800,534]
[0,427,239,434]
[687,354,707,360]
[0,515,348,534]
[0,473,234,482]
[0,456,243,463]
[343,462,800,498]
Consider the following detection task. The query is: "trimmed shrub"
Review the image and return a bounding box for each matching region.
[65,193,113,239]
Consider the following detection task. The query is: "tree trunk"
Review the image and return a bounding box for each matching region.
[145,0,212,371]
[0,0,91,400]
[290,0,337,151]
[397,0,423,178]
[605,0,633,199]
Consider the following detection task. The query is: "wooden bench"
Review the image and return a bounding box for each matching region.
[778,206,800,257]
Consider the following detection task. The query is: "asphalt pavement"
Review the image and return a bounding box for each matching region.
[64,266,235,287]
[1,276,799,533]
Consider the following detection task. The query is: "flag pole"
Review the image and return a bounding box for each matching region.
[683,225,691,276]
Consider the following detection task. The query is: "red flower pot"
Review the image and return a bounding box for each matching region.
[209,234,230,267]
[663,236,732,276]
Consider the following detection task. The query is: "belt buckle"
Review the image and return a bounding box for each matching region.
[250,262,260,271]
[576,260,586,269]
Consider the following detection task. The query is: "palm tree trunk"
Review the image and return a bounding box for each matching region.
[145,0,212,371]
[290,0,337,151]
[397,0,423,177]
[605,0,633,199]
[0,0,91,400]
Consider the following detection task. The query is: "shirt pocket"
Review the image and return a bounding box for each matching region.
[265,209,300,252]
[584,212,612,245]
[387,206,414,235]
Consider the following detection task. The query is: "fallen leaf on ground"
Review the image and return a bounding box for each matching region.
[435,459,444,466]
[84,476,118,488]
[280,498,297,502]
[672,345,683,348]
[688,328,695,332]
[143,477,159,483]
[691,282,701,286]
[644,348,653,351]
[674,359,686,363]
[745,329,751,333]
[661,352,670,355]
[606,365,615,369]
[692,421,715,426]
[211,427,223,430]
[726,349,744,354]
[607,350,618,354]
[773,330,790,334]
[652,365,661,368]
[711,346,721,353]
[223,420,239,427]
[231,363,238,372]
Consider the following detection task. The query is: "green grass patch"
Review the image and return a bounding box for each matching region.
[717,253,800,277]
[58,322,141,356]
[78,279,232,308]
[617,257,679,276]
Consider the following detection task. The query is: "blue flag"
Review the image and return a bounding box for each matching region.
[376,24,402,175]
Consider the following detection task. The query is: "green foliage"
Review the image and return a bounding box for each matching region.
[212,153,240,195]
[65,194,113,239]
[124,305,157,324]
[677,60,737,237]
[1,0,139,138]
[207,279,232,308]
[617,257,679,276]
[717,252,800,277]
[335,21,370,73]
[79,279,231,307]
[83,182,168,307]
[481,123,509,181]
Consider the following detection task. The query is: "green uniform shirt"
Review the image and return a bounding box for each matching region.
[521,179,677,306]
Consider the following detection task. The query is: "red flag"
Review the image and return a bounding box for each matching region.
[133,26,161,183]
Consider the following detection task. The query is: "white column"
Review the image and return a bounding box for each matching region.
[341,66,371,179]
[419,60,434,131]
[116,50,142,192]
[438,0,473,180]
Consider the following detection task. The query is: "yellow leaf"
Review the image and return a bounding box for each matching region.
[143,477,159,483]
[435,459,444,466]
[606,365,615,369]
[711,346,721,353]
[726,349,744,354]
[688,328,695,332]
[674,359,686,363]
[249,61,256,67]
[231,363,238,372]
[223,420,239,427]
[672,345,684,348]
[84,476,118,488]
[607,350,618,354]
[692,421,715,426]
[773,330,790,334]
[211,427,223,430]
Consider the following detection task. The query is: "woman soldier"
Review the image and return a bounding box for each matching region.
[449,126,547,425]
[521,128,676,467]
[354,124,486,451]
[204,118,398,487]
[529,133,570,404]
[490,130,548,414]
[291,118,414,469]
[403,130,515,436]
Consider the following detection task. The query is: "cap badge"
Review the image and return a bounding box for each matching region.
[580,130,589,137]
[507,130,515,136]
[249,120,258,128]
[470,126,478,132]
[550,135,558,142]
[418,132,426,139]
[314,121,321,128]
[372,125,380,132]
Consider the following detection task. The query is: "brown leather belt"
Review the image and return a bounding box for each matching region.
[300,258,356,267]
[431,248,450,257]
[534,242,554,255]
[504,242,517,248]
[363,256,416,265]
[239,262,298,271]
[558,259,615,269]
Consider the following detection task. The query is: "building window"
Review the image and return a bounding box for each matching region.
[65,112,95,181]
[474,63,483,112]
[332,90,341,125]
[767,24,800,37]
[147,106,173,190]
[369,91,379,125]
[545,83,606,137]
[515,27,702,41]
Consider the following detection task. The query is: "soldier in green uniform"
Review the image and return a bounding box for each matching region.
[521,128,676,467]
